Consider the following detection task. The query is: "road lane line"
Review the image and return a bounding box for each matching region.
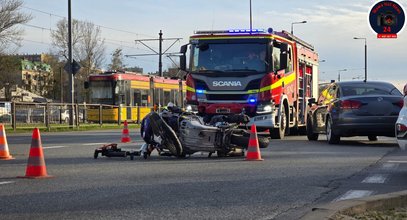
[43,146,67,149]
[82,142,144,146]
[362,174,387,184]
[334,190,373,201]
[381,163,398,170]
[387,160,407,164]
[82,143,108,146]
[0,181,15,185]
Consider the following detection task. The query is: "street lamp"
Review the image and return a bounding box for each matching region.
[338,69,347,82]
[291,21,307,35]
[353,37,367,82]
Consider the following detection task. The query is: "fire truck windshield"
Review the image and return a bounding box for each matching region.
[191,42,268,73]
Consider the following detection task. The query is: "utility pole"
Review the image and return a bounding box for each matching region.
[67,0,74,127]
[125,30,182,77]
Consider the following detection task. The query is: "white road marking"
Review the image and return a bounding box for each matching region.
[362,174,387,184]
[334,190,373,201]
[82,143,108,146]
[381,163,399,170]
[0,181,14,185]
[82,142,144,146]
[387,160,407,164]
[43,146,67,149]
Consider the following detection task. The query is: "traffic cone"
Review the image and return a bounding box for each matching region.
[121,120,131,143]
[20,128,52,178]
[0,124,14,160]
[245,125,263,161]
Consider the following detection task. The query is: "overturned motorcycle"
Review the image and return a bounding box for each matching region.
[140,111,269,158]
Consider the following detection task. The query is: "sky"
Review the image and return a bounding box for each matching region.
[18,0,407,88]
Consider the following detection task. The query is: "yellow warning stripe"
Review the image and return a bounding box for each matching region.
[186,86,195,92]
[260,73,296,92]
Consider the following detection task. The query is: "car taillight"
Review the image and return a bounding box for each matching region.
[340,100,362,109]
[395,99,404,108]
[397,123,407,132]
[186,74,196,101]
[259,73,273,101]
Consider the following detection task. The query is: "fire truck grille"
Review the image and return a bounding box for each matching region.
[206,94,249,101]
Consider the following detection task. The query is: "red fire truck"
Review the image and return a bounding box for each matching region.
[179,28,319,139]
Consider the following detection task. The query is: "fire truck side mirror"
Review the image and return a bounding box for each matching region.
[180,54,187,71]
[180,44,188,71]
[279,43,289,71]
[84,81,89,89]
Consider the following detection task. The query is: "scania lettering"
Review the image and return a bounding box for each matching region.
[213,81,242,87]
[180,28,319,139]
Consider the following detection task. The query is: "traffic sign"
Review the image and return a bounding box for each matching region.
[64,59,82,75]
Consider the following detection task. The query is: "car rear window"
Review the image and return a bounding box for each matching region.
[341,83,402,97]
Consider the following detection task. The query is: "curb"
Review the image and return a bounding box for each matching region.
[301,190,407,220]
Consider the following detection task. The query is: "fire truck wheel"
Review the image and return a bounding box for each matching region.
[270,106,288,139]
[306,118,319,141]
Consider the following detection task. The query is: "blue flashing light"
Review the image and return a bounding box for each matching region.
[196,89,204,94]
[249,98,256,103]
[228,28,265,34]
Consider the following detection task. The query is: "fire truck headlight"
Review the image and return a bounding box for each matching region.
[257,104,273,114]
[186,105,192,112]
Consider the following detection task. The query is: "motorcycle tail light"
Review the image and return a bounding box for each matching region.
[340,100,362,109]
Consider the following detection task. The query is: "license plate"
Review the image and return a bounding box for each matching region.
[216,108,230,113]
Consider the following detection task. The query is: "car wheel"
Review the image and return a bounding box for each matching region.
[368,135,378,141]
[306,117,319,141]
[270,106,287,139]
[326,117,340,144]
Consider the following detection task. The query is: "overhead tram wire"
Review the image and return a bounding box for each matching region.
[22,6,156,38]
[21,23,155,53]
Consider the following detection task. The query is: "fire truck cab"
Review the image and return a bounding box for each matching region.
[180,28,319,139]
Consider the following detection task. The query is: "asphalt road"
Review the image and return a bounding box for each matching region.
[1,129,406,220]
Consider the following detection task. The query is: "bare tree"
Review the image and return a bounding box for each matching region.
[0,0,32,54]
[51,19,105,102]
[0,56,22,100]
[108,48,123,70]
[51,19,105,74]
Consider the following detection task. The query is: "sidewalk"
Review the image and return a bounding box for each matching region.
[302,147,407,219]
[301,190,407,219]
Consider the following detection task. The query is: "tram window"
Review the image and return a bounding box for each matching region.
[134,91,141,106]
[163,91,171,106]
[141,90,148,106]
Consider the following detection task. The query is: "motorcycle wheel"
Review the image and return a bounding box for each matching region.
[149,112,183,157]
[231,133,270,148]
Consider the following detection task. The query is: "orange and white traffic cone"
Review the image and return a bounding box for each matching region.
[121,120,131,143]
[20,128,52,178]
[245,125,263,161]
[0,124,14,160]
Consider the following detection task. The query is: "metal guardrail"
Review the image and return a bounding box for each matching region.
[0,102,154,131]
